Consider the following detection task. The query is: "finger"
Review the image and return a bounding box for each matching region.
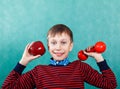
[85,46,94,52]
[24,42,34,54]
[83,50,93,56]
[27,42,34,49]
[83,50,89,55]
[26,43,30,50]
[23,44,30,54]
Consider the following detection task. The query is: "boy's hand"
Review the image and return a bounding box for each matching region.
[83,46,104,62]
[19,43,41,66]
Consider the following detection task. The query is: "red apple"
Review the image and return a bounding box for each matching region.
[28,41,46,56]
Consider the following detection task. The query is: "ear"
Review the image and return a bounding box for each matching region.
[47,43,49,50]
[69,42,73,51]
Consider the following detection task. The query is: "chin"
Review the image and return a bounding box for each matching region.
[53,57,65,61]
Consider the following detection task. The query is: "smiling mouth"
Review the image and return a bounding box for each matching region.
[53,51,64,56]
[56,53,64,56]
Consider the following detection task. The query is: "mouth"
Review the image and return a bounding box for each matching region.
[53,51,64,57]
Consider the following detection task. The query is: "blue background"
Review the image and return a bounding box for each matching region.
[0,0,120,88]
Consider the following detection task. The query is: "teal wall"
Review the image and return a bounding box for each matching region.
[0,0,120,88]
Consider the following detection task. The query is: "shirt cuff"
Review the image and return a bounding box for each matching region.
[97,60,110,71]
[14,62,26,74]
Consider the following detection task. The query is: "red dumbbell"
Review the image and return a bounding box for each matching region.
[78,41,106,61]
[28,41,46,56]
[50,88,64,89]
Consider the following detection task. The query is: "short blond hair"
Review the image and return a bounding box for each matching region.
[47,24,73,42]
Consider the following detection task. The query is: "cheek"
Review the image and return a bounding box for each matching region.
[48,43,52,50]
[63,47,71,53]
[48,44,54,52]
[66,44,72,51]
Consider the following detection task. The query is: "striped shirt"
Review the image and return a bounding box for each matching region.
[2,60,117,89]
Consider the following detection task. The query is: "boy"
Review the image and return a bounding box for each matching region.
[2,24,117,89]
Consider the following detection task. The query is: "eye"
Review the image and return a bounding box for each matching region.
[51,41,56,45]
[61,41,67,45]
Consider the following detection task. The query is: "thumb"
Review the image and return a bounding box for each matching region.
[83,50,94,56]
[32,55,41,59]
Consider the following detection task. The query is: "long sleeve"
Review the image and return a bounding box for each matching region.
[2,63,36,89]
[82,60,117,89]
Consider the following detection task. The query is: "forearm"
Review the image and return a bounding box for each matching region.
[14,62,26,74]
[94,54,104,62]
[98,60,117,88]
[85,60,117,89]
[19,58,30,66]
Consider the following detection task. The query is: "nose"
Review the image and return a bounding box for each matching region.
[56,43,61,50]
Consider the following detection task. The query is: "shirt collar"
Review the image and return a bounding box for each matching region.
[50,57,70,66]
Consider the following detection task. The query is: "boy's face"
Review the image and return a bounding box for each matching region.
[48,33,73,61]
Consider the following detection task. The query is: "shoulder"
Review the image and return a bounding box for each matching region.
[70,60,90,66]
[71,60,97,75]
[70,60,93,70]
[33,64,49,69]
